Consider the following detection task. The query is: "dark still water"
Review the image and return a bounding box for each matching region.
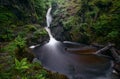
[33,40,113,79]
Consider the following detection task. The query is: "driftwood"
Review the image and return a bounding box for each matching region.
[94,43,120,75]
[110,47,120,63]
[95,43,114,54]
[91,43,104,48]
[95,43,120,62]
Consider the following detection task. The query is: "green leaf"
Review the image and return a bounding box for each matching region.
[15,58,20,69]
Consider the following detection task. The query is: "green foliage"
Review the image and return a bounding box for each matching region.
[39,29,48,35]
[63,16,79,30]
[33,28,47,39]
[0,6,17,26]
[15,36,26,48]
[0,1,65,79]
[0,29,14,41]
[33,0,46,23]
[17,24,37,38]
[34,69,47,79]
[0,0,47,41]
[25,24,37,32]
[107,31,119,39]
[0,57,48,79]
[58,0,120,46]
[0,6,17,41]
[15,58,30,70]
[3,36,26,54]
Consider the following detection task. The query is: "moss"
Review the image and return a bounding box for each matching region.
[10,25,17,28]
[3,36,26,54]
[33,28,47,38]
[0,6,18,41]
[25,24,37,32]
[63,16,79,30]
[33,0,46,23]
[39,29,48,35]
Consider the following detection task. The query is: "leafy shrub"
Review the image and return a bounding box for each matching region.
[15,58,30,71]
[0,6,17,26]
[25,25,37,32]
[0,6,17,41]
[0,57,48,79]
[3,36,26,54]
[33,0,46,23]
[14,58,48,79]
[34,29,47,39]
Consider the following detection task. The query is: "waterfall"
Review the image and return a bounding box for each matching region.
[45,6,53,38]
[45,27,53,38]
[31,6,113,79]
[45,6,59,46]
[45,27,58,45]
[46,7,52,27]
[29,7,56,49]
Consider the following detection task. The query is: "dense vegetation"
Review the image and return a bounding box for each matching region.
[0,0,67,79]
[0,0,120,79]
[52,0,120,47]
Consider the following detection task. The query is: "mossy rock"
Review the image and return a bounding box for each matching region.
[35,29,47,35]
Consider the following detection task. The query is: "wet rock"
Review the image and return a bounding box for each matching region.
[114,63,120,76]
[48,72,68,79]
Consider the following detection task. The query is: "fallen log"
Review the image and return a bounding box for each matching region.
[91,43,104,48]
[95,43,120,62]
[95,43,114,54]
[94,43,120,76]
[110,47,120,63]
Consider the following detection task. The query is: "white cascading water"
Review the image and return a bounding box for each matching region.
[45,6,58,46]
[46,6,52,27]
[29,6,56,48]
[45,27,58,46]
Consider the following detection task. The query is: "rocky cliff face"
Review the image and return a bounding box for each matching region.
[51,0,81,41]
[51,0,120,46]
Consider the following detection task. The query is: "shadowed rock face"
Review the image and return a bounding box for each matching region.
[33,41,113,79]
